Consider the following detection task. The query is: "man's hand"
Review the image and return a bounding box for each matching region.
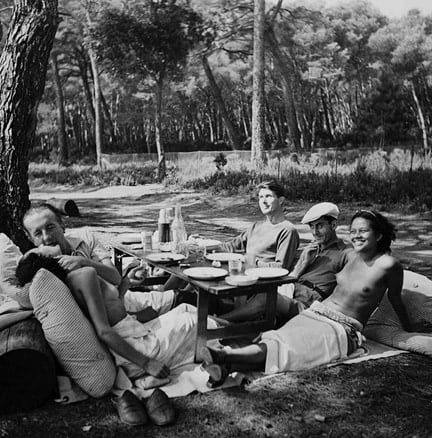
[299,242,320,266]
[126,264,147,287]
[55,255,86,271]
[143,359,170,378]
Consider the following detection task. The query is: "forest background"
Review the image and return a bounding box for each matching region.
[1,0,432,244]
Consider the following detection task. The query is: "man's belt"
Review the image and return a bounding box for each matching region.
[296,279,327,299]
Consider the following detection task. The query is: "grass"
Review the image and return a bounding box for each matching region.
[2,354,431,437]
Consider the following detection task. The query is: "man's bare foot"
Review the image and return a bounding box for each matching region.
[200,346,226,366]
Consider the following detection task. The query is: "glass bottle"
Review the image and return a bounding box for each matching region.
[171,204,187,251]
[158,208,171,243]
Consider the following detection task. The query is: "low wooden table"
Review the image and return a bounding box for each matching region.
[113,244,297,361]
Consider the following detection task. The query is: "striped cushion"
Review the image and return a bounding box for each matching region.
[365,270,432,356]
[30,269,116,397]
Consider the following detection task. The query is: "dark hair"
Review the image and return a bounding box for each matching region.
[257,180,286,198]
[23,203,64,229]
[15,253,68,287]
[350,210,396,253]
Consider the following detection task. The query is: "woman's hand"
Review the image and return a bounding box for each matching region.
[143,359,170,378]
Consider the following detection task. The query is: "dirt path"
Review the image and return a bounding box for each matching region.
[31,184,432,277]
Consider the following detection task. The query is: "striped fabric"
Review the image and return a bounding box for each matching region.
[365,270,432,356]
[30,268,116,397]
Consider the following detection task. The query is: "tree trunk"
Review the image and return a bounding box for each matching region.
[410,80,429,153]
[202,56,242,150]
[264,26,301,150]
[251,0,267,169]
[100,89,116,143]
[154,79,166,180]
[88,46,103,167]
[0,0,59,251]
[50,52,68,164]
[77,52,95,122]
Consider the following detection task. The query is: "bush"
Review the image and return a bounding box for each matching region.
[182,167,432,211]
[29,162,158,187]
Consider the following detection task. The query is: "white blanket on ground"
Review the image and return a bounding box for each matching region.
[112,338,408,399]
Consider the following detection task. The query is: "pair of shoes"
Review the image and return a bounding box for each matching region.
[115,390,148,426]
[144,388,176,426]
[200,347,230,388]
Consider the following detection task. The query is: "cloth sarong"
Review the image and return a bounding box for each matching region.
[111,303,217,379]
[260,301,363,374]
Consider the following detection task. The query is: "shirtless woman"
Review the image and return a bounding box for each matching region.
[200,210,412,386]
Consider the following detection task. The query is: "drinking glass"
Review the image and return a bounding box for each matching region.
[228,258,243,275]
[176,241,190,259]
[188,243,206,263]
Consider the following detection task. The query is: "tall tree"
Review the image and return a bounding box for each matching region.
[93,1,204,179]
[251,0,267,168]
[50,50,68,164]
[0,0,59,249]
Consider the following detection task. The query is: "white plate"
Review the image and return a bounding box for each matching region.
[244,267,289,279]
[121,233,142,244]
[206,252,243,262]
[146,252,186,263]
[188,237,221,247]
[225,275,258,287]
[183,267,228,280]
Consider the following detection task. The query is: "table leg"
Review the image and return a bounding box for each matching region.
[195,289,209,362]
[264,285,278,329]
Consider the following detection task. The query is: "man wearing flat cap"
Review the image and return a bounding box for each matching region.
[220,202,348,324]
[276,202,348,321]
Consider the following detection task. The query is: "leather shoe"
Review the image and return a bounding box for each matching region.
[144,388,176,426]
[115,390,148,426]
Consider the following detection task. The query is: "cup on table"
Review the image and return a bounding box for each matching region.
[140,230,153,252]
[176,241,190,259]
[228,258,243,275]
[187,243,206,263]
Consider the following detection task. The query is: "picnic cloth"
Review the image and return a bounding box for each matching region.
[112,338,408,400]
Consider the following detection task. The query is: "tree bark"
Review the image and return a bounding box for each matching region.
[154,79,166,180]
[76,51,95,122]
[100,89,116,143]
[251,0,267,169]
[264,26,301,150]
[202,55,242,150]
[0,0,59,250]
[88,45,103,167]
[50,51,68,164]
[410,80,429,153]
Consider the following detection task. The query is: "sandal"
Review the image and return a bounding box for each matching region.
[205,363,230,388]
[200,347,230,388]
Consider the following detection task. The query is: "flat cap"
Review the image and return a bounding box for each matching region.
[301,202,339,224]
